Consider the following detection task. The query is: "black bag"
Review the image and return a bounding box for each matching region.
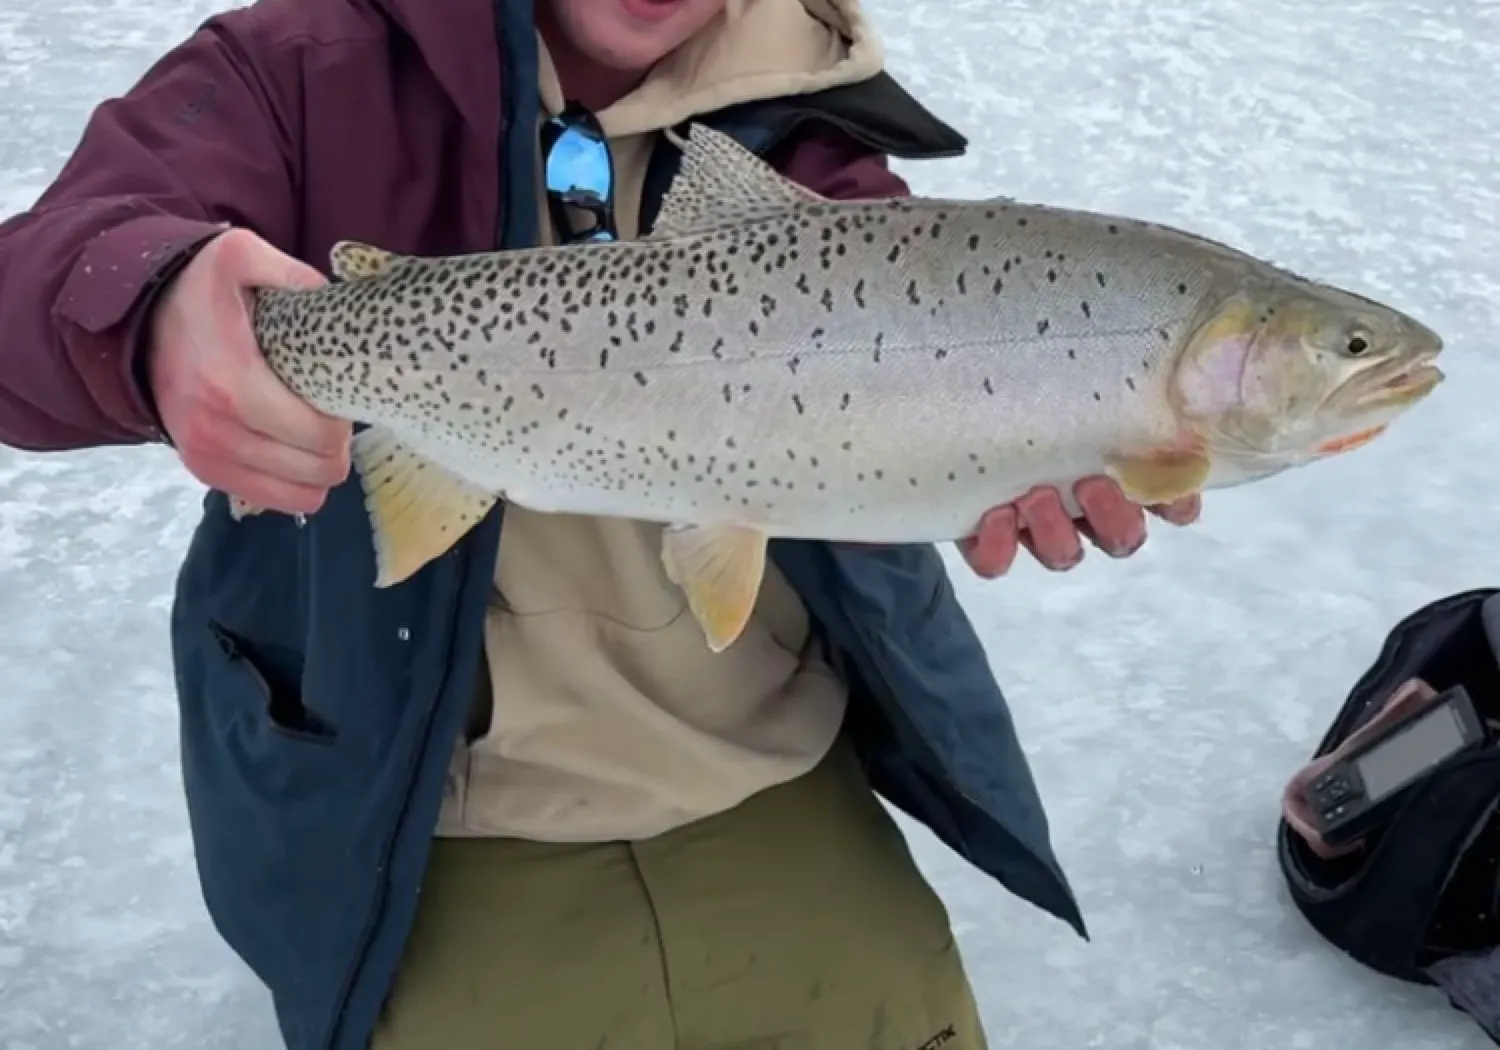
[1277,588,1500,1041]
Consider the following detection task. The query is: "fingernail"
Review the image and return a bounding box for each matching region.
[1054,548,1085,571]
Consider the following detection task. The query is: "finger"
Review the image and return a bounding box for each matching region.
[220,420,352,489]
[1149,494,1202,526]
[1014,487,1083,570]
[195,460,334,517]
[214,293,353,458]
[205,232,347,457]
[237,373,352,460]
[960,505,1020,578]
[1074,476,1148,557]
[178,415,348,492]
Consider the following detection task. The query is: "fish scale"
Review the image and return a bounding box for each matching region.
[250,123,1444,652]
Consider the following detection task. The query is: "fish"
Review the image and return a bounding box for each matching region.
[242,123,1445,653]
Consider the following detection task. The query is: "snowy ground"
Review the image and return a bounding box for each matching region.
[0,0,1496,1047]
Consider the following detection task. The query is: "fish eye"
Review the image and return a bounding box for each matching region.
[1344,329,1373,357]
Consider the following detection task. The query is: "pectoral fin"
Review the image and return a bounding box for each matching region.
[660,523,768,653]
[351,427,498,587]
[1105,448,1212,505]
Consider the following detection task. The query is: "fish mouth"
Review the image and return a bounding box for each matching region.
[1356,356,1445,408]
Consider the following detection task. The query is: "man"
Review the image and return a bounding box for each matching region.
[0,0,1199,1046]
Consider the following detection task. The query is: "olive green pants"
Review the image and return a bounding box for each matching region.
[371,741,988,1050]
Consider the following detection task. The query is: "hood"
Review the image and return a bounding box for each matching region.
[539,0,886,137]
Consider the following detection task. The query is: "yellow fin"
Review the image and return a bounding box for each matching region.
[1106,448,1212,505]
[351,427,498,587]
[650,124,826,240]
[660,522,768,653]
[329,241,402,281]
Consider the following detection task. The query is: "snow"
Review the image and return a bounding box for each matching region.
[0,0,1496,1047]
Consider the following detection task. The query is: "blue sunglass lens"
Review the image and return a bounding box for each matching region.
[545,126,613,203]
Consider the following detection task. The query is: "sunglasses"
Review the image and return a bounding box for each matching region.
[540,103,617,245]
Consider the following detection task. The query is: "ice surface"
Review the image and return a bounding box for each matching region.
[0,0,1496,1047]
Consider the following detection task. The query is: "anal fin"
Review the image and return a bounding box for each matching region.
[1105,448,1212,505]
[351,427,498,587]
[660,522,768,653]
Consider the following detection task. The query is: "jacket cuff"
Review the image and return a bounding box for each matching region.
[54,214,227,442]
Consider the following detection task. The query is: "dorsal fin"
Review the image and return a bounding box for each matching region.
[329,241,404,281]
[648,123,827,240]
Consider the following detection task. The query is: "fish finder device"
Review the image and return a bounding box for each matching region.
[1307,684,1489,847]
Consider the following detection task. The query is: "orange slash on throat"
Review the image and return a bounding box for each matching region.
[1316,425,1389,457]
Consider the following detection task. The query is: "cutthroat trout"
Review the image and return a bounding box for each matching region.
[246,124,1444,652]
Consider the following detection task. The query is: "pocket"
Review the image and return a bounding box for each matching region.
[206,621,337,746]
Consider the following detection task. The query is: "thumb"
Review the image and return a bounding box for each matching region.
[218,230,327,293]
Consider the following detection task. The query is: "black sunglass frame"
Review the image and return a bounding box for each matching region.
[540,102,618,245]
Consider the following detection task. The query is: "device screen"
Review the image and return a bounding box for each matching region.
[1354,704,1468,800]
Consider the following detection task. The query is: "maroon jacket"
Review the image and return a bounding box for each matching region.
[0,0,909,454]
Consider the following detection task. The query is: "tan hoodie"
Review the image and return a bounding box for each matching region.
[436,0,887,842]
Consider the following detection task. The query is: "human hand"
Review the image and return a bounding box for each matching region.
[959,476,1201,578]
[147,229,352,516]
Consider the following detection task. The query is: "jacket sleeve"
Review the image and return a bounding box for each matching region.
[0,18,300,452]
[770,124,913,202]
